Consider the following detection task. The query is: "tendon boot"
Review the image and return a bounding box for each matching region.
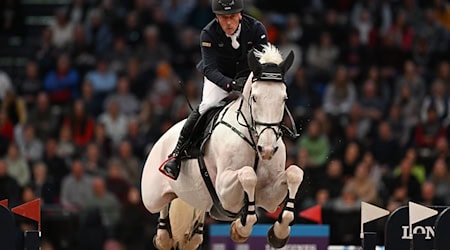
[161,109,201,180]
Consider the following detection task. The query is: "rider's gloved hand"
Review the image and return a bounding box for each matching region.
[226,77,247,92]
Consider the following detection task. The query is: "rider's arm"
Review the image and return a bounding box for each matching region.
[200,31,234,92]
[252,21,268,51]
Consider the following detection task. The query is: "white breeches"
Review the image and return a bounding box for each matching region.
[199,77,228,114]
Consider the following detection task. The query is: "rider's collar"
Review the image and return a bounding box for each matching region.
[252,63,284,82]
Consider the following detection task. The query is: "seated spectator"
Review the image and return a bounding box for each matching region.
[137,25,171,73]
[85,8,112,55]
[82,143,106,177]
[0,159,20,205]
[4,143,30,187]
[16,61,42,108]
[55,125,77,162]
[98,99,128,146]
[103,76,140,117]
[420,80,450,127]
[358,79,386,126]
[286,67,319,120]
[60,160,93,212]
[395,60,426,104]
[84,58,117,102]
[80,80,102,117]
[112,140,141,186]
[297,119,330,168]
[387,104,411,148]
[63,100,95,147]
[109,36,133,74]
[68,24,96,76]
[317,159,346,200]
[91,122,113,159]
[42,138,68,194]
[323,66,356,118]
[26,92,61,141]
[123,118,148,160]
[17,124,44,164]
[306,31,340,83]
[418,181,445,206]
[331,185,361,213]
[428,158,450,205]
[105,160,131,206]
[30,162,58,204]
[0,109,14,142]
[43,54,80,106]
[414,106,447,149]
[2,89,27,126]
[84,177,120,235]
[344,162,379,204]
[49,8,73,50]
[340,142,362,178]
[148,61,179,116]
[371,122,401,170]
[388,157,422,201]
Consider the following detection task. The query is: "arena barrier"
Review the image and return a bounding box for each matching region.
[361,201,450,250]
[0,199,41,250]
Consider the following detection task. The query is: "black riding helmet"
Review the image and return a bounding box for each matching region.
[212,0,244,14]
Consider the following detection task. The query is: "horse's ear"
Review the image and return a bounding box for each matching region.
[248,49,261,74]
[280,51,294,73]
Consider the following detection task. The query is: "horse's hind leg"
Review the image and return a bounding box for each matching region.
[184,212,206,250]
[230,166,258,243]
[154,205,174,250]
[268,165,304,248]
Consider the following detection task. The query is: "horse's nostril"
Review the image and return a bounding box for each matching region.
[257,145,263,152]
[273,146,279,154]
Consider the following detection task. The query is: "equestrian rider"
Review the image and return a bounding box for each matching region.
[161,0,268,180]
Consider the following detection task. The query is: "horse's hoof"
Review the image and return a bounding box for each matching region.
[267,225,289,248]
[230,221,249,243]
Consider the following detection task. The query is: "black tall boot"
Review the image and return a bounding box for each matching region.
[161,109,201,180]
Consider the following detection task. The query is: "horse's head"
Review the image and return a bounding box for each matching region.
[244,44,294,160]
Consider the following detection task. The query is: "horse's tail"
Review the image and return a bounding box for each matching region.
[169,198,205,250]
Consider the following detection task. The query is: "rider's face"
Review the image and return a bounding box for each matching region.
[216,13,242,35]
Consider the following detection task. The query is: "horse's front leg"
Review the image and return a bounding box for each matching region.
[268,165,304,248]
[219,166,258,242]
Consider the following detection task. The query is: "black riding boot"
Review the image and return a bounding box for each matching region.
[161,109,201,180]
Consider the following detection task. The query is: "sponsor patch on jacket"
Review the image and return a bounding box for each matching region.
[202,42,212,47]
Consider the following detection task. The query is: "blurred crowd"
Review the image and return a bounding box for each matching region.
[1,0,450,248]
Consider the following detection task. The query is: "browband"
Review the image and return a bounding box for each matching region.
[252,63,285,82]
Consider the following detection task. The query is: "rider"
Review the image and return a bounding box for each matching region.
[161,0,268,180]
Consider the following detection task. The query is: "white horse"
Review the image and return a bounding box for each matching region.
[141,44,304,249]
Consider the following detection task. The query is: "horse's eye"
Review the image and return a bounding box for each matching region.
[283,96,288,102]
[252,96,257,103]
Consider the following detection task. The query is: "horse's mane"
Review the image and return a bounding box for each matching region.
[254,43,283,65]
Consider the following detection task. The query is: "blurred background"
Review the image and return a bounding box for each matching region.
[1,0,450,249]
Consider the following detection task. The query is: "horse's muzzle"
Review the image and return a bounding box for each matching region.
[257,145,279,160]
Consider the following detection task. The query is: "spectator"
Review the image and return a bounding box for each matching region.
[91,122,113,159]
[388,157,422,201]
[414,106,447,149]
[98,98,128,146]
[42,138,68,194]
[297,120,330,168]
[122,11,143,49]
[137,25,171,73]
[344,162,379,204]
[105,159,131,206]
[358,79,386,125]
[17,124,44,164]
[67,0,88,24]
[420,80,450,126]
[60,160,93,212]
[63,99,95,147]
[82,142,106,177]
[4,143,30,187]
[55,125,77,162]
[80,80,102,117]
[68,24,95,75]
[126,57,151,100]
[84,57,118,101]
[418,181,445,205]
[84,177,120,234]
[113,140,141,186]
[0,70,12,101]
[26,92,61,141]
[186,0,215,30]
[109,36,133,74]
[393,83,420,129]
[104,76,140,117]
[123,118,148,160]
[0,159,20,205]
[2,90,27,130]
[16,61,42,108]
[0,109,14,142]
[317,159,345,200]
[323,66,357,118]
[341,142,362,178]
[435,61,450,96]
[428,158,450,205]
[287,67,319,120]
[171,28,201,80]
[85,8,112,55]
[30,162,58,204]
[49,8,74,49]
[306,31,340,83]
[371,122,401,170]
[43,54,80,106]
[395,60,426,104]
